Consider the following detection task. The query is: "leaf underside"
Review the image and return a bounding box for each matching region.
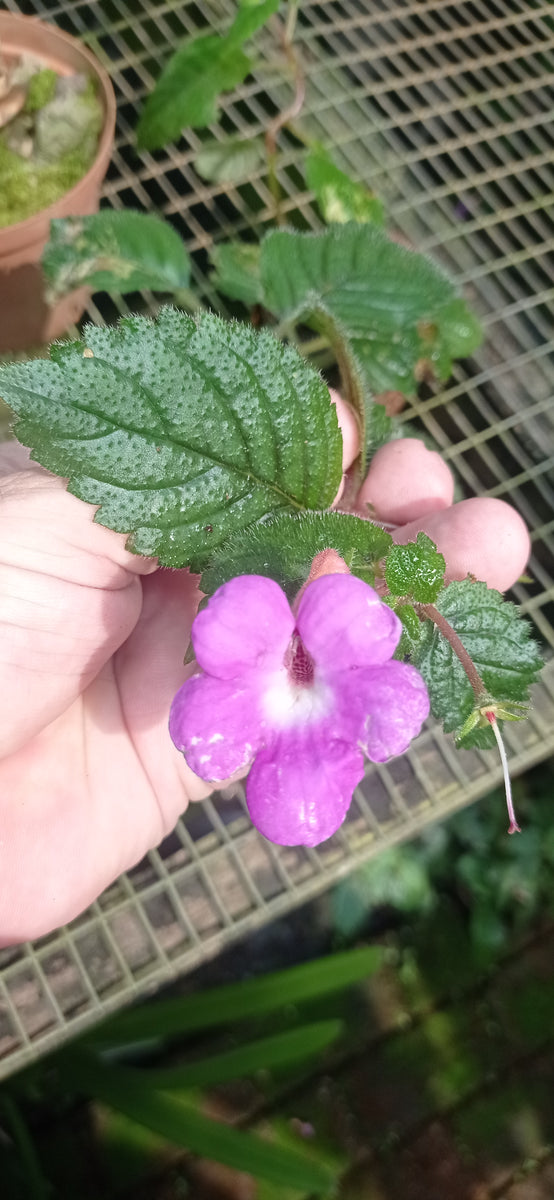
[412,580,542,748]
[194,135,266,184]
[0,308,342,570]
[261,223,483,396]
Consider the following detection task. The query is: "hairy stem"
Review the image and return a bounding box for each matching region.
[415,602,487,699]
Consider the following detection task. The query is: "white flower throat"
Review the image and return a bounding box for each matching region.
[262,632,332,729]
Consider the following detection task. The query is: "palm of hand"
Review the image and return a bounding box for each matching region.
[0,463,205,940]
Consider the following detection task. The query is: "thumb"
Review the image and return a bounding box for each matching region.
[0,446,156,757]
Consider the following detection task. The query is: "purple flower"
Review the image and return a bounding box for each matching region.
[169,574,429,847]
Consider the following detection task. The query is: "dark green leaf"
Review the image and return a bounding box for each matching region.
[209,240,264,305]
[261,224,482,396]
[412,580,542,748]
[136,0,279,150]
[0,1095,49,1200]
[42,211,191,301]
[306,146,385,226]
[139,1021,342,1089]
[469,903,507,966]
[1,307,342,570]
[56,1053,336,1193]
[195,135,266,183]
[385,532,446,603]
[201,510,393,597]
[85,946,382,1045]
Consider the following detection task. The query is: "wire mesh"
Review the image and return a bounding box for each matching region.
[1,0,553,1078]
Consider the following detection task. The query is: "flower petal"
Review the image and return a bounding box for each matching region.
[342,661,430,762]
[193,575,295,680]
[169,673,263,780]
[297,574,401,670]
[246,731,364,846]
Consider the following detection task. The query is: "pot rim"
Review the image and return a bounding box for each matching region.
[0,12,116,239]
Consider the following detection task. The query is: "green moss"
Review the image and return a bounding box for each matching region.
[0,140,94,227]
[24,68,58,113]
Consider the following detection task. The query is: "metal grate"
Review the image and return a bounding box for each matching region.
[1,0,553,1078]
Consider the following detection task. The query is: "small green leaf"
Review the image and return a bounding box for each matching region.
[136,0,279,150]
[1,308,342,570]
[42,211,190,301]
[209,240,263,305]
[56,1053,336,1193]
[140,1021,342,1090]
[85,946,382,1045]
[261,223,482,397]
[195,135,266,183]
[366,400,395,458]
[385,532,446,603]
[201,510,393,597]
[394,602,423,656]
[306,145,385,226]
[412,580,542,748]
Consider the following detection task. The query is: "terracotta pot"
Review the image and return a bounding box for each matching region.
[0,13,116,352]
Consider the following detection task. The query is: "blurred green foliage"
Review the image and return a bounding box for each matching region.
[332,761,554,967]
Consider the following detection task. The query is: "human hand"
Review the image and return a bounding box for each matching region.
[0,406,530,943]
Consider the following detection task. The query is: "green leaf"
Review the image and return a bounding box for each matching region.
[1,307,342,570]
[306,146,385,226]
[85,946,382,1045]
[195,135,266,183]
[365,400,395,458]
[385,532,446,603]
[42,211,191,301]
[136,1021,342,1090]
[261,223,483,396]
[136,0,279,150]
[394,602,423,656]
[201,510,392,597]
[412,580,542,748]
[209,240,263,305]
[56,1053,336,1193]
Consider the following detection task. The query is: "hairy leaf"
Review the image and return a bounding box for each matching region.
[201,510,393,597]
[136,0,278,150]
[261,223,482,396]
[306,145,385,226]
[365,400,396,458]
[0,308,342,570]
[386,532,446,604]
[412,580,542,748]
[195,134,265,183]
[42,211,190,301]
[209,240,263,305]
[394,602,423,657]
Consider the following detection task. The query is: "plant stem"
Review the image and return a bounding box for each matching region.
[486,712,521,834]
[415,603,487,700]
[284,0,300,46]
[264,0,306,225]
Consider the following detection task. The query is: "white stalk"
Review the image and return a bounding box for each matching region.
[487,713,520,835]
